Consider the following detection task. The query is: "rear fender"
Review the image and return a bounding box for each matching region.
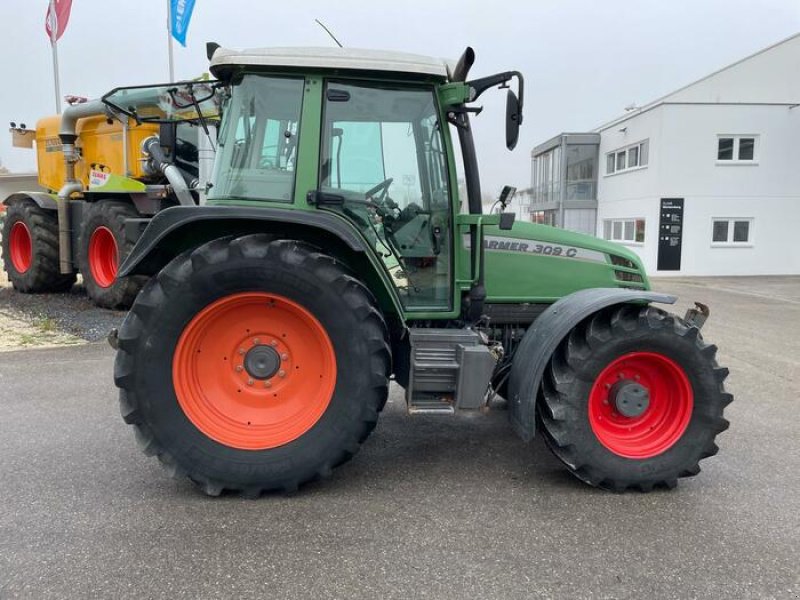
[117,205,404,316]
[507,288,676,441]
[2,192,58,211]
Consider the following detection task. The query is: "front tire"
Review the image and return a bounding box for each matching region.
[538,304,732,492]
[1,200,76,293]
[114,234,391,496]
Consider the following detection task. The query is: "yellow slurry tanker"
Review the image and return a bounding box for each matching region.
[2,83,217,308]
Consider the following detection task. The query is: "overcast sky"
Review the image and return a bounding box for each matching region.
[1,0,799,194]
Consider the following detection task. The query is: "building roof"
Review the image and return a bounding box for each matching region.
[594,31,800,132]
[0,172,38,181]
[209,46,455,79]
[532,132,600,157]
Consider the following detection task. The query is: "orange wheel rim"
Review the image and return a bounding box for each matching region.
[172,292,337,450]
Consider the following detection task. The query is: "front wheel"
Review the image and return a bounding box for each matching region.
[114,234,391,496]
[538,304,732,492]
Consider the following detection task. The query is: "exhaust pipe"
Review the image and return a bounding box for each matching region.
[141,136,195,207]
[57,99,109,274]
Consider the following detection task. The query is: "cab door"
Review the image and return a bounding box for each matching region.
[318,81,454,312]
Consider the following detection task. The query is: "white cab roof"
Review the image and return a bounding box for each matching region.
[210,46,455,79]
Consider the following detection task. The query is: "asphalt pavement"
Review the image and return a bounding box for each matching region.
[0,277,798,599]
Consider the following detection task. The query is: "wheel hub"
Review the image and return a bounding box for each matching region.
[244,345,281,380]
[610,380,650,417]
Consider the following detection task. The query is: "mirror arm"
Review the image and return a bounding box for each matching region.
[466,71,521,100]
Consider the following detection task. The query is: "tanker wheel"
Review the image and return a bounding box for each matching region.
[1,200,76,293]
[114,234,391,496]
[538,304,732,492]
[78,201,146,309]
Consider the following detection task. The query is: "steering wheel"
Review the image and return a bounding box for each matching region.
[363,177,399,222]
[365,177,394,203]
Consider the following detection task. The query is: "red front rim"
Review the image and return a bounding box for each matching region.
[88,226,118,288]
[9,221,32,273]
[588,352,693,459]
[172,292,337,450]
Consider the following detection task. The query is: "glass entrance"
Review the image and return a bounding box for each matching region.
[320,82,452,310]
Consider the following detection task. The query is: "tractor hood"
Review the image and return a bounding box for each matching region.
[475,219,650,303]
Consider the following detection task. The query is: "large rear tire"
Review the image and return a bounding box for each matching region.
[538,304,732,492]
[114,234,391,496]
[1,200,76,293]
[78,200,146,309]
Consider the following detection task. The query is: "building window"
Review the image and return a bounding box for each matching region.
[717,135,758,163]
[606,140,648,175]
[531,210,558,226]
[712,218,753,245]
[603,218,646,243]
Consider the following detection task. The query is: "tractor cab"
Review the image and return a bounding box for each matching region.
[200,46,526,314]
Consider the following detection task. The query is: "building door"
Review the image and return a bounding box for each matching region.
[657,198,684,271]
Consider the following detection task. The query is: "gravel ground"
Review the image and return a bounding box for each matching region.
[0,276,124,345]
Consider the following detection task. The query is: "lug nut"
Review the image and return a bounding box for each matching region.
[247,378,254,386]
[253,338,261,345]
[264,381,272,388]
[238,348,246,355]
[281,353,288,361]
[235,365,243,372]
[278,370,286,378]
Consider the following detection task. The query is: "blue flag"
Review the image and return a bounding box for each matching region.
[171,0,196,47]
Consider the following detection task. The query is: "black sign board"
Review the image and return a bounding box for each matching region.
[657,198,684,271]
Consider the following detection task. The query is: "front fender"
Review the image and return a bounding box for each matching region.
[507,288,676,441]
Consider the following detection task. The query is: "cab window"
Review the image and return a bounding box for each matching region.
[209,75,303,202]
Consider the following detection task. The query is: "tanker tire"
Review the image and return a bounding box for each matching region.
[538,304,732,492]
[1,200,76,293]
[114,234,391,496]
[78,200,146,309]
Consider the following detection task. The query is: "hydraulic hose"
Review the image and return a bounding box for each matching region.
[141,136,195,207]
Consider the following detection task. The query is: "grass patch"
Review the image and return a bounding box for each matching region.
[35,317,56,332]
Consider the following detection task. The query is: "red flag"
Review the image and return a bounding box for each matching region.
[45,0,73,43]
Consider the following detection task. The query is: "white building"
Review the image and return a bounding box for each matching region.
[531,33,800,276]
[0,173,41,206]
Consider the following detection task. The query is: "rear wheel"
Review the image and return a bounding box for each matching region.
[1,200,76,293]
[78,200,145,309]
[538,305,732,492]
[114,234,391,496]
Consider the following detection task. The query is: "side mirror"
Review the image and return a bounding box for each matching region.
[499,185,517,208]
[505,90,521,150]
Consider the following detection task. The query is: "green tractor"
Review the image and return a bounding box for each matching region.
[112,45,731,495]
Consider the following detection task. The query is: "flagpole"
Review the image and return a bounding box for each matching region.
[167,0,175,81]
[49,0,62,114]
